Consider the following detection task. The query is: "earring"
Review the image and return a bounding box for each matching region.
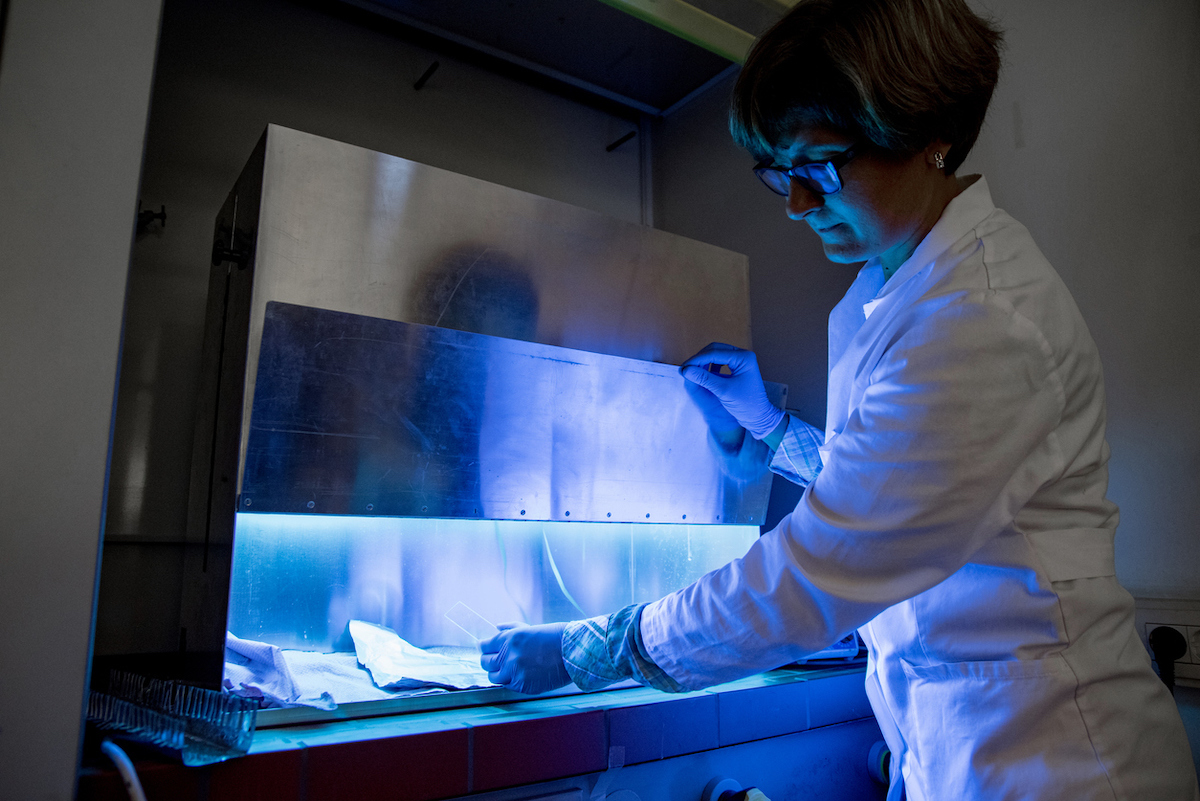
[934,152,945,170]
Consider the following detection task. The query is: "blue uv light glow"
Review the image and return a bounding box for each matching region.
[226,513,759,652]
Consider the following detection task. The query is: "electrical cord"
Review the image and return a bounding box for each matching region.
[100,739,148,801]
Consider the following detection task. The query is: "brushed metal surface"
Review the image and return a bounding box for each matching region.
[235,124,753,495]
[241,302,776,524]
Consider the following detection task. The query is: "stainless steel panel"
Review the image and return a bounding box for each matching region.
[242,302,777,523]
[187,125,759,668]
[238,124,752,495]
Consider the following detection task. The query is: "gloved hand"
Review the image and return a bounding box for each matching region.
[683,376,745,451]
[480,622,572,695]
[680,343,785,440]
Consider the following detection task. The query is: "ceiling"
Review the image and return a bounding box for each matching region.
[339,0,790,115]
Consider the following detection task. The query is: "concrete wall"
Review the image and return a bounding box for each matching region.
[653,0,1200,599]
[962,0,1200,599]
[0,1,162,798]
[96,0,646,656]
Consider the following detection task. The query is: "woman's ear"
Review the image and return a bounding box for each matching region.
[926,141,951,167]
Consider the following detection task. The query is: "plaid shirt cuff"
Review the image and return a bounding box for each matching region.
[562,604,685,693]
[769,413,824,486]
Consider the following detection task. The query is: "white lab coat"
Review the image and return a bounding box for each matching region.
[641,177,1198,800]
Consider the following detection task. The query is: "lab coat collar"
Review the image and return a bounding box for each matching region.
[863,175,994,318]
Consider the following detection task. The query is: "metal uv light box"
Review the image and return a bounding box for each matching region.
[186,126,776,711]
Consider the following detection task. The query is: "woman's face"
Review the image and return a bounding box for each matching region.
[774,126,958,274]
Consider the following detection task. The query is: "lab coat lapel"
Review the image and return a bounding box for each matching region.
[825,262,885,449]
[824,176,998,451]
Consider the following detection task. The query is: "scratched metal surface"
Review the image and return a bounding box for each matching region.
[230,125,753,496]
[240,302,781,524]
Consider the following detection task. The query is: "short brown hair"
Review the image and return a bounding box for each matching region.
[730,0,1003,174]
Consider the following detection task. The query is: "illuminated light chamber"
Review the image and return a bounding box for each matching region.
[223,513,758,707]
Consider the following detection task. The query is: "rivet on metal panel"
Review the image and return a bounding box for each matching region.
[565,511,570,517]
[682,515,687,520]
[366,504,373,511]
[421,506,428,513]
[607,513,612,518]
[521,510,526,516]
[306,501,315,509]
[645,513,650,519]
[243,498,251,507]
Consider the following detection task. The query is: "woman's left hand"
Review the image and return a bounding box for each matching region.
[680,343,785,440]
[480,622,572,694]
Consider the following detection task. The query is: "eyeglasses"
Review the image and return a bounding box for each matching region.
[753,145,859,197]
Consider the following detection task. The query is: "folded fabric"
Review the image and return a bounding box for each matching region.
[224,631,335,710]
[349,620,495,690]
[224,632,447,709]
[280,649,439,706]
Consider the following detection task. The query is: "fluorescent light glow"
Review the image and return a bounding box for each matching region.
[227,513,758,651]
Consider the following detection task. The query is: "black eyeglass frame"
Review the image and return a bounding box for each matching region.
[753,145,860,197]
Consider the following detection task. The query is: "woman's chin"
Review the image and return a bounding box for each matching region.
[820,239,870,264]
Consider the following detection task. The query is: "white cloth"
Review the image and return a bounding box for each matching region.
[349,620,494,690]
[222,631,452,708]
[224,632,338,709]
[641,177,1197,799]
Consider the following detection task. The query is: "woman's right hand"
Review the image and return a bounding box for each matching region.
[480,622,571,695]
[680,343,785,440]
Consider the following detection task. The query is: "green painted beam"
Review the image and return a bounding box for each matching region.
[597,0,757,64]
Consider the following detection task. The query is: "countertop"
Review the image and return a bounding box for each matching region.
[77,664,874,801]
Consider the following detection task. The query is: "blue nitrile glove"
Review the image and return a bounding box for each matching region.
[480,622,572,695]
[680,343,785,440]
[683,377,746,452]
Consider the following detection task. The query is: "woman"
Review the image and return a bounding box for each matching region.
[481,0,1198,797]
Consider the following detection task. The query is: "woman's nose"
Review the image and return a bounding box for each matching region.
[786,179,822,220]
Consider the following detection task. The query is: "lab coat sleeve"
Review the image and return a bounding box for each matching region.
[561,604,686,692]
[641,291,1068,689]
